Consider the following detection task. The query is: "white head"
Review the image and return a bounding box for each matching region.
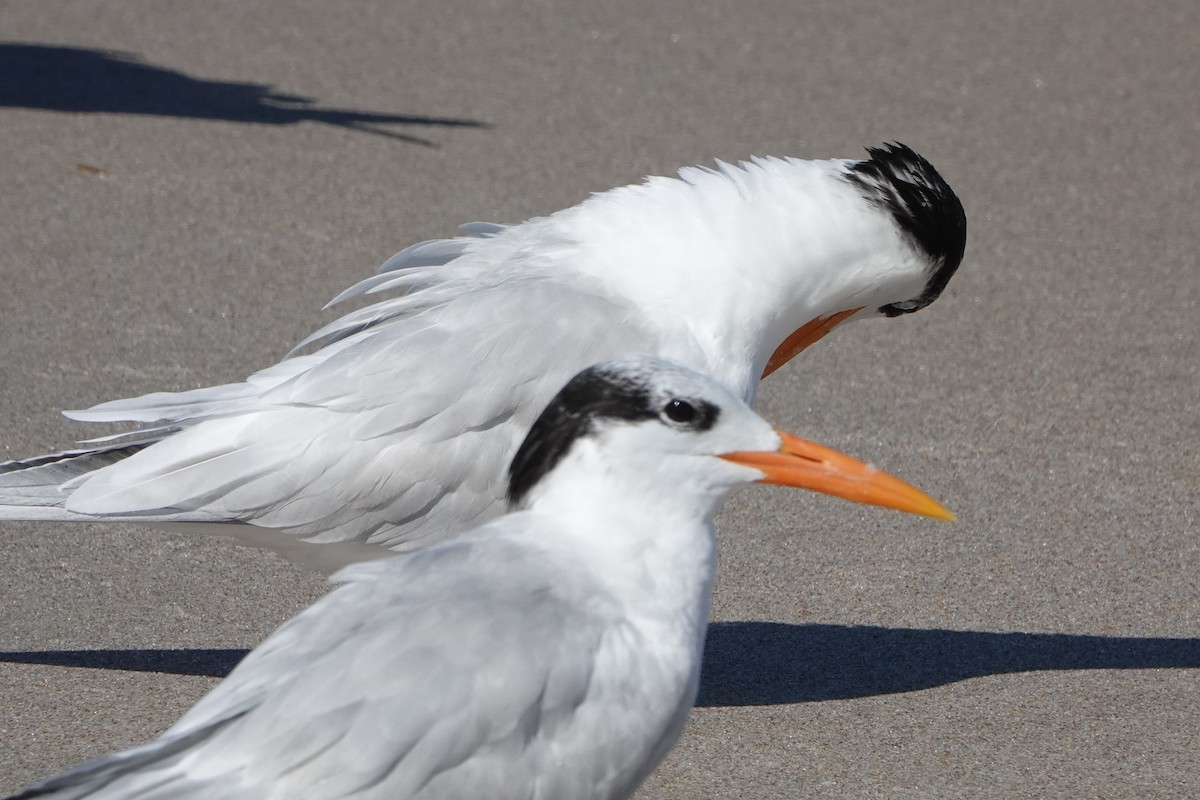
[759,142,969,376]
[549,143,967,394]
[507,355,954,523]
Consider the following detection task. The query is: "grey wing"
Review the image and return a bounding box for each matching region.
[2,224,695,570]
[10,538,629,799]
[5,712,254,800]
[211,540,683,799]
[0,437,169,520]
[0,227,500,531]
[55,279,663,571]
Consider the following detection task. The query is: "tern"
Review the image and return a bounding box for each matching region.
[0,143,966,572]
[8,356,953,800]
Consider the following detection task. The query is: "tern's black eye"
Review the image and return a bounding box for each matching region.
[663,399,698,425]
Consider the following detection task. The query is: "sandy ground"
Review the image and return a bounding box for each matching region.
[1,1,1197,797]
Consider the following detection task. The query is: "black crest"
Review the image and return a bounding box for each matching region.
[507,364,718,507]
[844,142,967,317]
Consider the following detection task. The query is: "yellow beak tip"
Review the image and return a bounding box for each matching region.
[932,507,957,523]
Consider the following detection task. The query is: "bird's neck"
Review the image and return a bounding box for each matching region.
[519,447,724,631]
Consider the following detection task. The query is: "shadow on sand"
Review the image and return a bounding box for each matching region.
[0,43,488,145]
[4,622,1197,707]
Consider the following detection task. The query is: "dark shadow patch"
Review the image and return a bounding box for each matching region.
[0,648,248,678]
[0,43,488,145]
[6,624,1197,710]
[697,622,1200,706]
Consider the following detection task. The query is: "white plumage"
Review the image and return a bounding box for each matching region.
[8,356,953,800]
[0,144,965,572]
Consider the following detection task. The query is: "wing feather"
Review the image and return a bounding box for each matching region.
[17,535,611,798]
[56,274,677,568]
[6,216,707,570]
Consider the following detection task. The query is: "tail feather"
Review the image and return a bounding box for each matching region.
[6,710,250,799]
[63,382,259,424]
[0,431,385,572]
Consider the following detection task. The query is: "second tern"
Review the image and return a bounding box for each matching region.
[0,143,966,572]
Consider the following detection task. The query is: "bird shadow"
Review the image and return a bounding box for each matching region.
[3,623,1197,707]
[0,42,488,145]
[696,622,1200,706]
[0,648,246,679]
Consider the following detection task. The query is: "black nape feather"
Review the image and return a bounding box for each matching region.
[506,365,717,507]
[844,142,967,317]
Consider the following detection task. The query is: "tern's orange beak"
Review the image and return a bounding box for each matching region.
[762,307,864,378]
[719,431,955,521]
